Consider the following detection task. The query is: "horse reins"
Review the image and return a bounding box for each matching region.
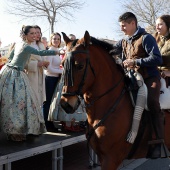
[86,88,126,167]
[85,77,126,167]
[85,75,124,108]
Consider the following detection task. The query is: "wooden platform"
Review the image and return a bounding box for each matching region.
[11,141,95,170]
[10,142,170,170]
[1,132,170,170]
[0,131,87,170]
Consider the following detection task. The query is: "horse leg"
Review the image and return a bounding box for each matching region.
[101,161,118,170]
[101,156,122,170]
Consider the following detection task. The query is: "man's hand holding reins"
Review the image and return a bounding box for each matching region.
[123,59,136,69]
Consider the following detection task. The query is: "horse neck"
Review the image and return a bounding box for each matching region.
[85,49,125,120]
[89,48,124,96]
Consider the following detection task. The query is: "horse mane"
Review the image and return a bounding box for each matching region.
[90,36,114,52]
[90,36,124,75]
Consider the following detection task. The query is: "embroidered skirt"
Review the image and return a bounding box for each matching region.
[0,65,46,135]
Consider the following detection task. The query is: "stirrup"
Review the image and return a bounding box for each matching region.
[148,139,170,158]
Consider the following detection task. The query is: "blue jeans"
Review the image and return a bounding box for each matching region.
[43,76,60,129]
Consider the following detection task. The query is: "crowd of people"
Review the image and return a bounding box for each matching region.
[0,25,81,141]
[0,11,170,159]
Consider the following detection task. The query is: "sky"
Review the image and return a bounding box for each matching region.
[0,0,124,47]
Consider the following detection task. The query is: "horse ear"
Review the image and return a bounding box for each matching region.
[83,31,90,48]
[61,32,71,45]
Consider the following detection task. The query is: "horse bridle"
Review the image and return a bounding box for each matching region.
[62,49,92,98]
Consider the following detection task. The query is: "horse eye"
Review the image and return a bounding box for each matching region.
[74,62,84,70]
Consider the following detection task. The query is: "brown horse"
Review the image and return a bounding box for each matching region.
[60,31,170,170]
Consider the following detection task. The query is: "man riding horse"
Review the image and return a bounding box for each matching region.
[114,12,169,158]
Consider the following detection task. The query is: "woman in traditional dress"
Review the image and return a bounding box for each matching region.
[0,25,59,141]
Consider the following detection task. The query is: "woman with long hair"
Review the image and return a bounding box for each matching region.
[43,32,64,131]
[154,15,170,84]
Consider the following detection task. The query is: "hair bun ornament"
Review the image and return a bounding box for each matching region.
[22,25,25,30]
[20,25,26,38]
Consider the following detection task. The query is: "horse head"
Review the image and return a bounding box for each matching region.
[60,31,124,113]
[60,31,96,113]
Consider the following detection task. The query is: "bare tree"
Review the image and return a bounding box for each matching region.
[5,0,85,33]
[121,0,170,33]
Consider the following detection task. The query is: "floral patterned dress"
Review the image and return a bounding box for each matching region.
[0,42,56,136]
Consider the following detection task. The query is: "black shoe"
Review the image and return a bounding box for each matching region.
[151,144,161,159]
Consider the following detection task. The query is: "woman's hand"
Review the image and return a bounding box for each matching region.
[37,61,44,67]
[59,50,65,55]
[37,61,49,68]
[43,61,50,68]
[55,49,65,55]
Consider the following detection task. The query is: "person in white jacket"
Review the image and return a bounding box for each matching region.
[25,25,49,110]
[43,32,64,131]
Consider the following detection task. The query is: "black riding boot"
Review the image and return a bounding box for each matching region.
[149,111,170,158]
